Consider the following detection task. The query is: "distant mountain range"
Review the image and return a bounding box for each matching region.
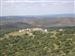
[0,14,75,29]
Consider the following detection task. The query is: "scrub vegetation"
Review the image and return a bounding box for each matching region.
[0,27,75,56]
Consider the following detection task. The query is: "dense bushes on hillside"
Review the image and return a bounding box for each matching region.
[0,27,75,56]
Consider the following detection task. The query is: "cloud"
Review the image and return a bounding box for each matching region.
[0,1,74,16]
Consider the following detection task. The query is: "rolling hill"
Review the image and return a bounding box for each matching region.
[0,14,75,29]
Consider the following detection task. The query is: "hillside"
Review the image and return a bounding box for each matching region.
[0,14,75,56]
[0,14,75,27]
[0,27,75,56]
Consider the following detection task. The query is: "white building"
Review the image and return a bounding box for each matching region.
[32,28,43,31]
[44,29,48,32]
[19,29,25,32]
[59,29,63,31]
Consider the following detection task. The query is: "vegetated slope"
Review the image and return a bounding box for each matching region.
[0,22,32,36]
[0,22,32,29]
[0,27,75,56]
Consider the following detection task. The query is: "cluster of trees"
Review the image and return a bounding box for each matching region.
[0,27,75,56]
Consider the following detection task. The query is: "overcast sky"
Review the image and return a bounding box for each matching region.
[0,0,74,16]
[1,0,74,1]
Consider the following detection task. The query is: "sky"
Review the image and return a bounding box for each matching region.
[0,0,74,16]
